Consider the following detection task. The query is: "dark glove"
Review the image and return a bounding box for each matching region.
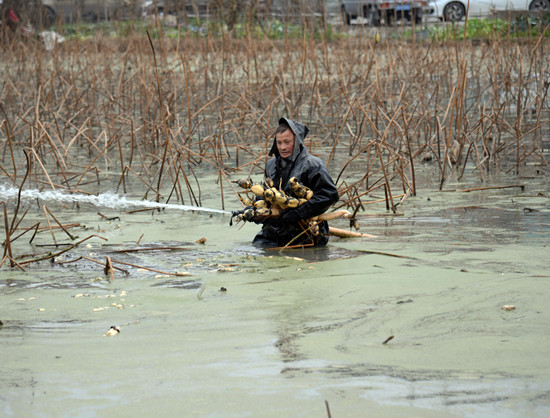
[281,208,301,224]
[251,216,265,225]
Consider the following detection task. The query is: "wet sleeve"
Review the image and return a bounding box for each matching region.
[295,162,339,220]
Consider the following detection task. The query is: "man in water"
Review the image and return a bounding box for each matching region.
[253,117,339,247]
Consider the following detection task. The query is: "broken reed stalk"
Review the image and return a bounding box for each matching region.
[376,143,396,213]
[2,203,14,266]
[7,256,26,271]
[29,223,41,244]
[113,246,189,253]
[117,136,127,193]
[7,150,31,235]
[461,184,525,193]
[43,205,76,240]
[28,148,56,190]
[104,256,115,281]
[278,221,320,252]
[0,27,548,248]
[400,107,416,195]
[325,400,332,418]
[53,255,130,275]
[515,47,523,176]
[147,30,172,203]
[0,104,17,178]
[15,223,81,232]
[74,134,119,189]
[42,205,57,245]
[108,258,189,276]
[8,222,40,244]
[15,235,108,267]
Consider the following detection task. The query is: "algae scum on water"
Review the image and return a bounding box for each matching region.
[1,171,549,417]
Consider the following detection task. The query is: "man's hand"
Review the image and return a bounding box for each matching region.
[281,208,301,224]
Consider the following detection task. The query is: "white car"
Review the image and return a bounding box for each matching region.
[426,0,550,22]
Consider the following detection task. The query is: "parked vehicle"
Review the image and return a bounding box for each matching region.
[141,0,270,19]
[341,0,427,25]
[426,0,550,22]
[141,0,210,17]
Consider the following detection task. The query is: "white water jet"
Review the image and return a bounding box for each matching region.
[0,185,229,215]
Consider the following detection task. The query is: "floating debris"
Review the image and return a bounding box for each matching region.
[103,326,120,337]
[285,256,305,261]
[502,305,516,311]
[104,256,115,281]
[382,336,395,345]
[397,299,413,304]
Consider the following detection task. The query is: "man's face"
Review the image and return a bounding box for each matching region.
[276,129,295,159]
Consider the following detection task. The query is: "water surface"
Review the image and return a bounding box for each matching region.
[1,171,549,417]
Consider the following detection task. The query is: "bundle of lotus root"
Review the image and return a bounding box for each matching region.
[230,177,312,225]
[230,177,370,239]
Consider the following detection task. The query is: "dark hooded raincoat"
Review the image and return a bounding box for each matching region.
[253,118,339,247]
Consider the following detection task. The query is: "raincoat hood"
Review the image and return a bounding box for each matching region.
[269,117,309,160]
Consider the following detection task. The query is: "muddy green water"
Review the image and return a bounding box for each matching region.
[1,170,550,417]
